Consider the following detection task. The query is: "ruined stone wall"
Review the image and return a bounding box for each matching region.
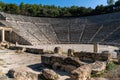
[41,54,86,72]
[73,51,112,62]
[9,46,44,54]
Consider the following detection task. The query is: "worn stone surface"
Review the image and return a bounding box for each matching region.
[90,61,106,74]
[26,48,44,54]
[64,57,86,67]
[51,55,65,64]
[42,68,59,80]
[71,65,92,80]
[62,65,77,73]
[7,66,38,80]
[52,62,61,70]
[52,62,77,73]
[41,54,52,65]
[9,46,25,51]
[74,51,112,62]
[41,54,66,66]
[41,54,86,73]
[41,54,86,67]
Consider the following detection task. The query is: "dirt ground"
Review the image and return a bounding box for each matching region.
[0,49,70,80]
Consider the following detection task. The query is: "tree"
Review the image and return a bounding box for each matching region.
[0,1,5,11]
[107,0,114,5]
[95,5,106,14]
[19,2,25,15]
[4,4,20,14]
[115,0,120,11]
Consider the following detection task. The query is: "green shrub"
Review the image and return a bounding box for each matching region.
[106,61,117,71]
[91,70,104,77]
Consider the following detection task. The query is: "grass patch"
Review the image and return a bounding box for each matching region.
[91,61,118,78]
[106,61,118,71]
[91,70,104,77]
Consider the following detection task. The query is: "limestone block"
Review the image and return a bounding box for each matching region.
[68,49,74,57]
[54,47,62,54]
[26,48,44,54]
[64,57,86,67]
[52,62,61,70]
[42,69,59,80]
[71,65,92,80]
[74,51,112,62]
[89,61,106,74]
[41,54,52,65]
[51,55,65,64]
[41,54,66,66]
[52,62,77,73]
[7,66,38,80]
[63,65,77,73]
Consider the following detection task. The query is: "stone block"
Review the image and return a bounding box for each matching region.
[71,65,92,80]
[54,47,62,54]
[64,57,86,67]
[42,69,59,80]
[26,48,44,54]
[68,49,74,57]
[52,62,77,73]
[41,54,66,66]
[74,51,112,62]
[89,61,106,74]
[7,66,38,80]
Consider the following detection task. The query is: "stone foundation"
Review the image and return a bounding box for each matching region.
[41,48,110,80]
[74,51,112,62]
[26,48,44,54]
[41,54,66,66]
[41,54,86,73]
[9,46,44,54]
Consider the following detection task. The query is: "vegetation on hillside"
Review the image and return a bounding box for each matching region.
[0,0,120,17]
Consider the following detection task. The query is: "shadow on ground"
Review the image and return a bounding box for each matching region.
[28,63,70,80]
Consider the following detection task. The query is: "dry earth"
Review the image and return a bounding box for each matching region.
[0,49,70,80]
